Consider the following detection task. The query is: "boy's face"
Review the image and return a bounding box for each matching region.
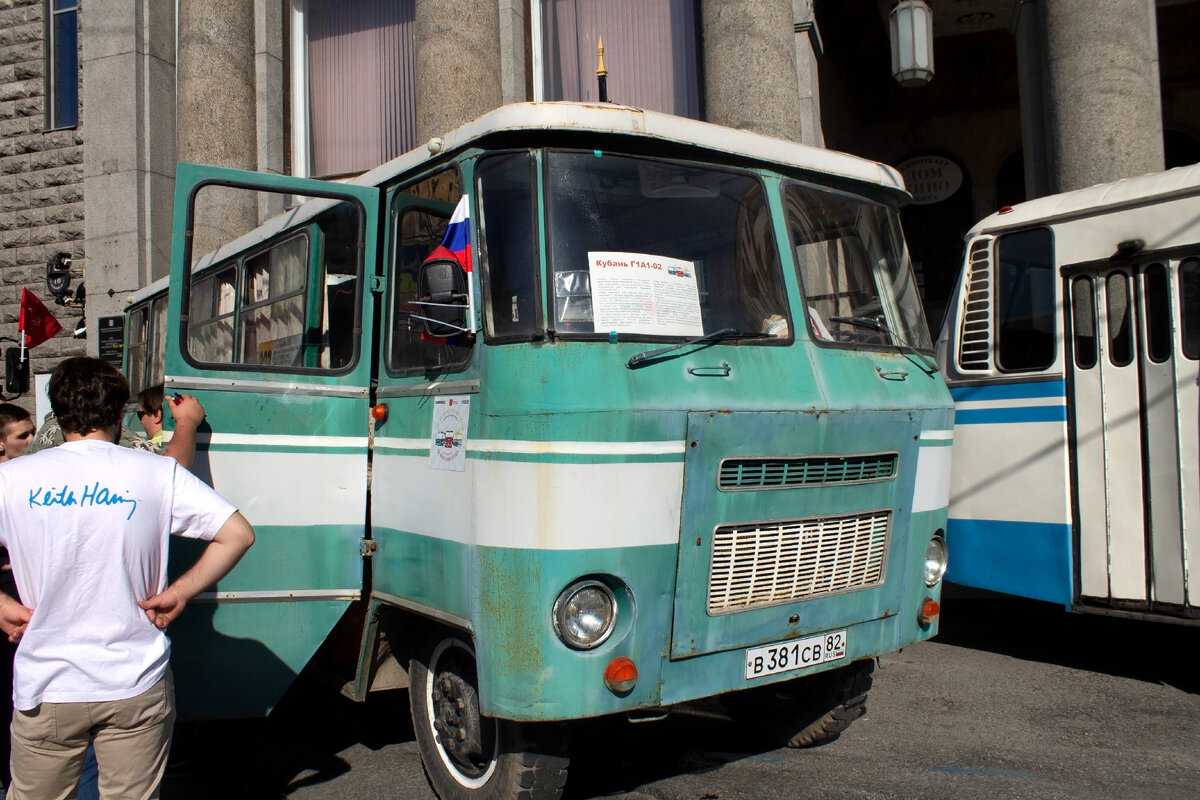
[0,418,35,461]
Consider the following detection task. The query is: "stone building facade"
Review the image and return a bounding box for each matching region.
[0,0,84,395]
[0,0,1197,406]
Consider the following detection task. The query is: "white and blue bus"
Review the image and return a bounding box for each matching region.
[937,164,1200,623]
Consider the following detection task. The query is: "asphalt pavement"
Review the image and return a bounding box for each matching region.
[160,588,1200,799]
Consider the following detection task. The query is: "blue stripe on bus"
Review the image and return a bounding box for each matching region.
[954,405,1067,425]
[945,518,1073,606]
[950,380,1065,402]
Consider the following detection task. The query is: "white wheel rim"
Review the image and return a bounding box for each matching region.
[425,637,499,789]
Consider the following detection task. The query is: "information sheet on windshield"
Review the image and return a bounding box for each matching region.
[588,251,703,337]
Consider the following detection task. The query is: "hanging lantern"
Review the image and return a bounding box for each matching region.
[890,0,935,87]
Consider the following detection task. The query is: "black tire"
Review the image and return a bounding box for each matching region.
[409,633,569,800]
[723,659,874,748]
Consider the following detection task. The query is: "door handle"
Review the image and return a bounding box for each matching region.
[688,362,731,377]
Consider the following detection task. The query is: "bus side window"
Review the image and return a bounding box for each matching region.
[188,266,237,364]
[127,305,148,392]
[185,186,366,373]
[1071,276,1097,369]
[1143,263,1170,363]
[241,235,307,367]
[478,152,539,340]
[1179,258,1200,360]
[995,227,1055,372]
[388,168,473,374]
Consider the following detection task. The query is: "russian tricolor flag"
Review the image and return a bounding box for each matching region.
[423,195,475,334]
[428,195,472,273]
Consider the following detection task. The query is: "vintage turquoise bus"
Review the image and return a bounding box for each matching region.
[150,102,952,800]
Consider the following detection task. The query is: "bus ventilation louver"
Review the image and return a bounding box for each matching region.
[707,511,890,614]
[958,237,993,370]
[718,454,897,491]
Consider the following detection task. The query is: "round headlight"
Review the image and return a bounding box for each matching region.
[924,534,948,587]
[553,579,617,650]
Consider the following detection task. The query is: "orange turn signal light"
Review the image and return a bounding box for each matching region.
[918,598,940,627]
[371,404,388,422]
[603,657,638,695]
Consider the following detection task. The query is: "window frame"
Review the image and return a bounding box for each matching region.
[44,0,79,131]
[994,226,1057,373]
[384,165,475,377]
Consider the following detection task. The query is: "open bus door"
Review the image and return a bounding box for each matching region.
[163,164,381,717]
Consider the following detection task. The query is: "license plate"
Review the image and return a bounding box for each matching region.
[744,630,847,680]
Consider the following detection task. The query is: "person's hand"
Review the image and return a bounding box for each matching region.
[138,587,187,629]
[165,393,205,428]
[0,595,32,643]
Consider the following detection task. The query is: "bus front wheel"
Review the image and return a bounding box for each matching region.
[722,659,874,748]
[410,634,569,800]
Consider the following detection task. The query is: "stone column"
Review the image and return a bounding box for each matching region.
[1040,0,1164,192]
[415,0,504,143]
[793,0,823,147]
[1013,0,1049,200]
[701,0,803,141]
[177,0,258,258]
[498,0,528,105]
[81,0,177,353]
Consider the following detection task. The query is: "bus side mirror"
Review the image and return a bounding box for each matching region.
[417,258,469,339]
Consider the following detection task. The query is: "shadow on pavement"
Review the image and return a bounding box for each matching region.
[162,675,414,799]
[563,702,786,800]
[937,583,1199,695]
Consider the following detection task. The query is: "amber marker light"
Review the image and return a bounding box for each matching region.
[371,404,388,422]
[918,598,940,627]
[604,657,638,695]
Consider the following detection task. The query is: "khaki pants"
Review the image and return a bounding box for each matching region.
[6,670,174,800]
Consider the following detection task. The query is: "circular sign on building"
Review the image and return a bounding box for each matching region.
[897,155,963,205]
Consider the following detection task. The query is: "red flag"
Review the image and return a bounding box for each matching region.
[19,288,62,348]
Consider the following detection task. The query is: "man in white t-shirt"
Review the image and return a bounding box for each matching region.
[0,357,255,799]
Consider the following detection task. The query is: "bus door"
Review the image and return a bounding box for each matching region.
[1064,258,1199,615]
[165,164,381,717]
[367,164,480,623]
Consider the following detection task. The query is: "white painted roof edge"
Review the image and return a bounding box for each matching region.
[967,162,1200,238]
[353,101,908,199]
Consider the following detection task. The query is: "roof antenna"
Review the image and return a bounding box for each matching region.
[596,37,609,103]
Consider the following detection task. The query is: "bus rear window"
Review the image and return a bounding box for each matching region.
[995,227,1055,371]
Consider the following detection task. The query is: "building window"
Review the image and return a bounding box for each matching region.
[45,0,79,129]
[538,0,700,118]
[291,0,416,178]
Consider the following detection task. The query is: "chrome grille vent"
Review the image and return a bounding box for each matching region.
[719,454,897,491]
[958,237,993,371]
[708,511,889,614]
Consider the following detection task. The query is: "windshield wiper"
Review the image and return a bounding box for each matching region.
[828,316,939,376]
[627,328,767,368]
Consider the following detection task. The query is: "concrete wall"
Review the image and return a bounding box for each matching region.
[81,0,177,350]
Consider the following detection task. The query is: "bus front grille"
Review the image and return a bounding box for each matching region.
[718,454,897,490]
[707,511,890,614]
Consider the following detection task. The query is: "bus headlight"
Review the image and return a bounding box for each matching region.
[924,534,948,587]
[553,579,617,650]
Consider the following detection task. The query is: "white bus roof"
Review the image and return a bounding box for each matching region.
[180,102,911,280]
[354,101,909,202]
[967,162,1200,237]
[127,274,170,306]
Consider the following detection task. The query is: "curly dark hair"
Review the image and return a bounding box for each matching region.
[48,357,130,436]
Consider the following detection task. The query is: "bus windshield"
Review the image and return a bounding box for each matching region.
[785,182,931,351]
[542,150,791,340]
